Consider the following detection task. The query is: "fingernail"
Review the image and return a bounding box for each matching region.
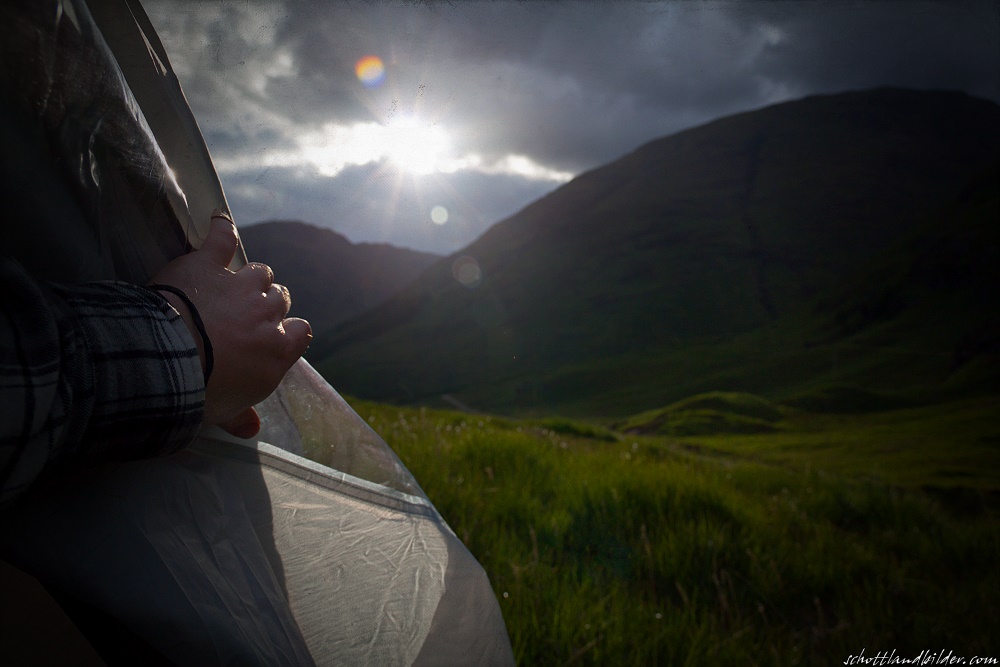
[211,207,233,223]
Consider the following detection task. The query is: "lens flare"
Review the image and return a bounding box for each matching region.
[355,55,386,88]
[431,205,449,225]
[452,255,482,288]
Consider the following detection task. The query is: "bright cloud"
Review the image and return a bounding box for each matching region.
[264,120,577,184]
[299,119,453,176]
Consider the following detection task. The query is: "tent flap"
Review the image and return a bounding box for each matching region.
[0,0,514,663]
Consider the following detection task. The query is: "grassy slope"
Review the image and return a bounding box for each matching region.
[328,396,1000,666]
[449,160,1000,418]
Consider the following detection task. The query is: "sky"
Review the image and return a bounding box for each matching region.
[144,0,1000,256]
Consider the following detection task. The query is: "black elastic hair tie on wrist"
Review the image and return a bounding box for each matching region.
[148,284,214,385]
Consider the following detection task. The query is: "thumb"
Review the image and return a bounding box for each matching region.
[199,211,239,268]
[220,407,261,439]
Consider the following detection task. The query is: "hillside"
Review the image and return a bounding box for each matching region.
[239,221,439,335]
[310,88,1000,416]
[802,162,1000,397]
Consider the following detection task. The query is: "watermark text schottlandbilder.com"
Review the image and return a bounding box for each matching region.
[844,649,998,665]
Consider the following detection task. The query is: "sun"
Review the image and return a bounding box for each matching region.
[296,116,457,178]
[383,116,452,175]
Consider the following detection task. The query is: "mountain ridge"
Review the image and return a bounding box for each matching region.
[306,88,1000,416]
[239,220,440,336]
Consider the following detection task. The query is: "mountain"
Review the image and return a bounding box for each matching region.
[309,88,1000,416]
[239,221,439,335]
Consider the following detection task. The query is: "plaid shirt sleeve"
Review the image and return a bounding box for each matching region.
[1,257,205,505]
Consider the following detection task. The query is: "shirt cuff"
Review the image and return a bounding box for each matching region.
[55,281,206,462]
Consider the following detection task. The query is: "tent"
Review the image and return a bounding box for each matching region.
[0,0,515,664]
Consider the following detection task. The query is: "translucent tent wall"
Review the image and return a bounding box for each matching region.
[0,0,514,664]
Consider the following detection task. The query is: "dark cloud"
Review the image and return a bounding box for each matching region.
[202,126,297,161]
[144,0,999,253]
[730,1,1000,103]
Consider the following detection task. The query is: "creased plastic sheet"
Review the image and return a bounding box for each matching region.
[0,0,514,664]
[254,359,426,497]
[200,435,514,667]
[0,443,316,666]
[0,435,514,666]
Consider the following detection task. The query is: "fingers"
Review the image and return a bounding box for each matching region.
[248,282,292,322]
[199,213,239,267]
[219,407,261,439]
[281,317,312,359]
[243,262,274,291]
[269,283,291,317]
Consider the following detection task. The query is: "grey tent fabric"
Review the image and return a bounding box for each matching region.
[254,359,427,497]
[0,431,514,666]
[0,0,514,663]
[0,0,204,285]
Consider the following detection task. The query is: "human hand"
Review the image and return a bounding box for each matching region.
[149,211,311,438]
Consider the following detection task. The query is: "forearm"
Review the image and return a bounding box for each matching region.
[0,258,205,505]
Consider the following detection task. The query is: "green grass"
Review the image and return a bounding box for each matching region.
[334,394,1000,666]
[682,396,1000,491]
[615,392,787,436]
